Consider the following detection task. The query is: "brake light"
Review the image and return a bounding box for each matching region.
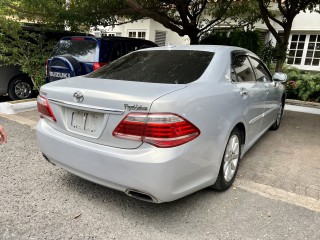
[93,62,108,71]
[113,113,200,148]
[37,95,56,122]
[70,37,85,41]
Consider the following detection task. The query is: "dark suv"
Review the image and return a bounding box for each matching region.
[46,36,158,82]
[0,26,92,100]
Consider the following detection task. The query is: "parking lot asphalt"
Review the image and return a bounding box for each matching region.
[0,109,319,239]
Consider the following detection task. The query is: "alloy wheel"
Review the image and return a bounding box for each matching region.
[15,82,32,99]
[223,135,240,182]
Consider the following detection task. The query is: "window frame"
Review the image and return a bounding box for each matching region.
[248,56,273,83]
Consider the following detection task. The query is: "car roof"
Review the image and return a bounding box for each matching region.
[138,45,258,57]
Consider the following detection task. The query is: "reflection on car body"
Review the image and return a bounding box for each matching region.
[36,45,287,203]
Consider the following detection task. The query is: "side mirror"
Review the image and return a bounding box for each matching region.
[272,72,287,83]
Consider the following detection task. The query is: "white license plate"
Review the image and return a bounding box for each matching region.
[71,111,100,133]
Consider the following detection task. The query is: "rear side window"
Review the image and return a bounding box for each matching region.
[110,42,127,61]
[50,39,97,62]
[87,50,214,84]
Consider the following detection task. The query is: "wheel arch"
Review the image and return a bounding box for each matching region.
[7,73,33,91]
[281,93,286,105]
[234,122,246,146]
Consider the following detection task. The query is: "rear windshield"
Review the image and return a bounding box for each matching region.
[87,50,214,84]
[50,39,97,62]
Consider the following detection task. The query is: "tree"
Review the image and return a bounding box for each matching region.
[2,0,260,44]
[0,18,56,88]
[257,0,320,71]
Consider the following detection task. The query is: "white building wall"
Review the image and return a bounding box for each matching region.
[291,11,320,32]
[92,19,189,46]
[148,20,190,46]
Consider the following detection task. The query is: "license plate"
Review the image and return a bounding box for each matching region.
[71,111,100,133]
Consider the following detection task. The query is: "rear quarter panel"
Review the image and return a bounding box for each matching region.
[150,54,247,185]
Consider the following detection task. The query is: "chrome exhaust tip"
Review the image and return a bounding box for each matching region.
[125,189,158,203]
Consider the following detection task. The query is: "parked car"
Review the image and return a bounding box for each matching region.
[0,26,92,100]
[0,63,34,100]
[36,45,287,203]
[46,36,158,83]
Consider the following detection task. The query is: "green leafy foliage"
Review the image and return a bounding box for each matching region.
[2,0,260,43]
[283,66,320,102]
[0,18,56,89]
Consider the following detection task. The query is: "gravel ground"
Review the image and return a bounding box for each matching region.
[1,117,320,240]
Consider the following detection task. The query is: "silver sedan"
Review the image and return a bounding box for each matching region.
[36,45,287,203]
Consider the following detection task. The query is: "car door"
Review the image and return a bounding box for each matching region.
[248,56,279,131]
[231,53,266,145]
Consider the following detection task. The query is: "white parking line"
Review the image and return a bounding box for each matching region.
[235,178,320,213]
[0,114,37,129]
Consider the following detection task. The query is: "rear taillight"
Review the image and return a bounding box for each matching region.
[70,37,85,41]
[93,62,108,71]
[37,95,56,122]
[113,113,200,148]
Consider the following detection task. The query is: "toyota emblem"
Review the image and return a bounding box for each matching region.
[73,91,84,103]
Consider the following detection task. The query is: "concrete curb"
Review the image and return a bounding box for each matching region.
[0,100,36,114]
[286,99,320,109]
[285,104,320,115]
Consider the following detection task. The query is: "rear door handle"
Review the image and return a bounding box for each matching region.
[265,88,270,94]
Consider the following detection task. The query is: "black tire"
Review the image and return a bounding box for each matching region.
[270,98,285,131]
[213,127,241,191]
[8,75,34,100]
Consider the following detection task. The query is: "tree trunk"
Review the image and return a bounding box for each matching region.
[275,24,292,72]
[189,34,199,45]
[275,58,285,72]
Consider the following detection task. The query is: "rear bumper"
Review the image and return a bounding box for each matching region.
[36,119,218,202]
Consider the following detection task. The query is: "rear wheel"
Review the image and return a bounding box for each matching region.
[213,128,241,191]
[270,98,284,131]
[8,76,34,100]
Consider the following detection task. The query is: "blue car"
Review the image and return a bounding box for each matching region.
[46,36,158,82]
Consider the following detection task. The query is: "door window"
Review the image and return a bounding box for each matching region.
[232,55,255,82]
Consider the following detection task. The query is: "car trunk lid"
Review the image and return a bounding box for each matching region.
[40,77,186,149]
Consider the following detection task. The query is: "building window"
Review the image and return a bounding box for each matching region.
[288,34,320,68]
[288,34,306,65]
[101,31,121,37]
[305,35,320,66]
[128,31,146,39]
